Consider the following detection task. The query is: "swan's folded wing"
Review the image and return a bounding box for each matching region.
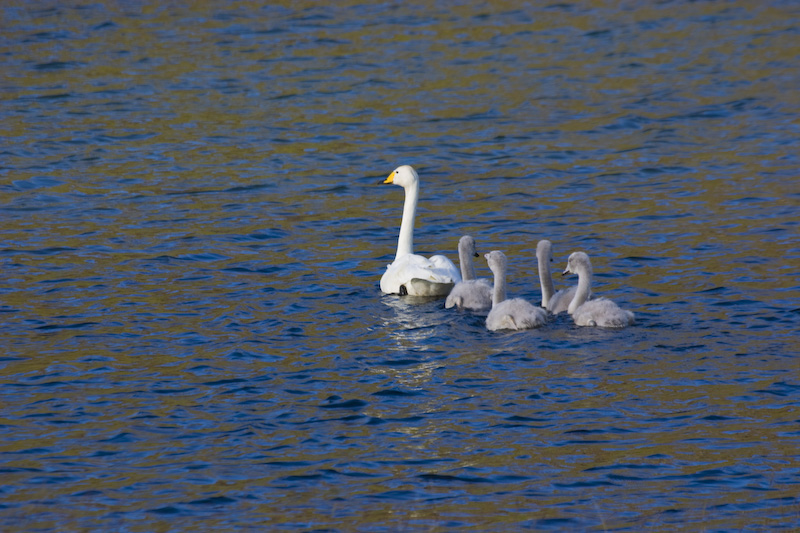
[427,254,461,282]
[402,254,460,284]
[381,254,460,295]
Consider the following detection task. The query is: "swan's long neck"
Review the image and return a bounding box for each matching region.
[491,266,507,307]
[568,265,592,314]
[395,181,418,258]
[459,244,477,281]
[537,251,554,308]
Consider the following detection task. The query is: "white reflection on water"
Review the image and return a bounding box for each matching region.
[379,295,459,350]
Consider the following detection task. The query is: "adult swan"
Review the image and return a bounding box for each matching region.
[379,165,461,296]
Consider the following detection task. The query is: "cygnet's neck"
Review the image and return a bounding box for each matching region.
[537,249,554,308]
[459,243,477,281]
[395,180,418,258]
[568,264,593,314]
[490,266,507,307]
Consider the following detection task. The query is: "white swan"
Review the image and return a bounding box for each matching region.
[485,251,548,331]
[562,251,635,328]
[445,235,492,310]
[379,165,461,296]
[536,239,586,314]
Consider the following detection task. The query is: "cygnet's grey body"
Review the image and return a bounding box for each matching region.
[485,250,547,331]
[563,251,635,328]
[445,235,492,311]
[536,239,585,314]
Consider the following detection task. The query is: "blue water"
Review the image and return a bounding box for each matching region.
[2,2,800,531]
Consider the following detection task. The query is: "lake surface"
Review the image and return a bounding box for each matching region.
[2,1,799,530]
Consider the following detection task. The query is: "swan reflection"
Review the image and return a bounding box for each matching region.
[380,294,456,352]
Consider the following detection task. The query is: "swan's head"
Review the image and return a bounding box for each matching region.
[563,251,592,277]
[485,250,507,274]
[459,235,479,258]
[383,165,419,189]
[536,240,553,262]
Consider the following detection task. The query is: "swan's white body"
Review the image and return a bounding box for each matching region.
[536,239,586,314]
[563,251,635,328]
[485,251,547,331]
[379,165,461,296]
[445,235,492,310]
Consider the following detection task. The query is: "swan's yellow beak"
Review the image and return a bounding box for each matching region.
[383,171,396,184]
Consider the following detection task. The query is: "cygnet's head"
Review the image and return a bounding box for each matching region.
[383,165,419,189]
[485,250,507,273]
[459,235,479,258]
[563,251,592,276]
[537,239,553,262]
